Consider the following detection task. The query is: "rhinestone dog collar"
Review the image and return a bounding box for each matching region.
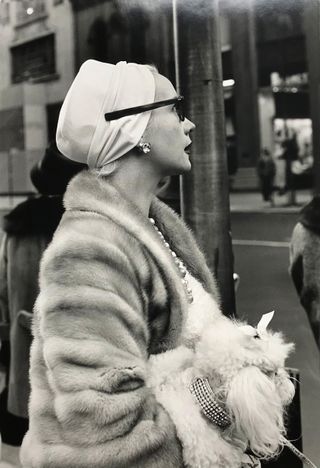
[190,377,231,428]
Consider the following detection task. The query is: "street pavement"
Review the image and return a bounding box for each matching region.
[230,190,320,466]
[230,188,312,213]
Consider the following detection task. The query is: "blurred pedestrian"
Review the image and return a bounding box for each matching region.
[281,132,299,205]
[226,135,238,189]
[257,148,276,205]
[289,195,320,350]
[0,142,84,446]
[273,136,286,194]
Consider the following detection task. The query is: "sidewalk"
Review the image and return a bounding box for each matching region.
[0,190,313,216]
[230,189,312,213]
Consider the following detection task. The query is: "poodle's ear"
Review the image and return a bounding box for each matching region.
[226,367,285,458]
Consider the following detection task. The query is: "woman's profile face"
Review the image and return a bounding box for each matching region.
[144,73,195,176]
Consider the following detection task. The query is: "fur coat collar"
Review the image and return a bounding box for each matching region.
[64,170,219,303]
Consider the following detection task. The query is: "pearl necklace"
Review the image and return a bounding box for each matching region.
[149,217,193,303]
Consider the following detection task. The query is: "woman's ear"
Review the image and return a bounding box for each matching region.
[226,367,285,458]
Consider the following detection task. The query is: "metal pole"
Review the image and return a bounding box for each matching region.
[8,149,14,207]
[172,0,180,95]
[172,0,185,217]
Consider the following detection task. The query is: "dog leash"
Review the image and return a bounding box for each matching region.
[281,436,318,468]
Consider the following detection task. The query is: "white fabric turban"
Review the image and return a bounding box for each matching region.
[56,60,155,169]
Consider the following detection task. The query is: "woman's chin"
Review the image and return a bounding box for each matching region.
[181,156,192,172]
[162,156,192,176]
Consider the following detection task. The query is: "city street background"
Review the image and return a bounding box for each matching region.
[231,190,320,465]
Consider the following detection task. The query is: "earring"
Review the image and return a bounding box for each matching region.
[137,138,151,154]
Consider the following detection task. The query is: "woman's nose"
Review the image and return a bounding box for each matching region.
[184,118,196,132]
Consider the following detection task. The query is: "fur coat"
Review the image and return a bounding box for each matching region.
[0,195,64,418]
[289,195,320,349]
[21,170,220,468]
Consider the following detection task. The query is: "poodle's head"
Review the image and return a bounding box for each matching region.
[194,315,295,458]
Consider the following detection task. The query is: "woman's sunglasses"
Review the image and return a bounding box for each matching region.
[104,95,185,122]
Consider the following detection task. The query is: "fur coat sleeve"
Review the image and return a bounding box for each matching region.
[21,171,220,468]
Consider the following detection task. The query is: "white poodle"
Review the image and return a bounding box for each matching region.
[148,277,296,468]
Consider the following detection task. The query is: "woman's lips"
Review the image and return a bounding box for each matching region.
[184,142,192,154]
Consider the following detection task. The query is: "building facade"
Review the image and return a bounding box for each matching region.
[0,0,75,194]
[0,0,314,194]
[221,0,311,189]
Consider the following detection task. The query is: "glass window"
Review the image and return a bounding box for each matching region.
[11,34,56,83]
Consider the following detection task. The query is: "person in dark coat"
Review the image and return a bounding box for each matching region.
[289,195,320,350]
[0,142,85,445]
[282,133,299,193]
[257,148,276,205]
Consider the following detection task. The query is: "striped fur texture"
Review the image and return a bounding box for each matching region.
[20,170,219,468]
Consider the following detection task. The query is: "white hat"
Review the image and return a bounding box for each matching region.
[56,60,155,169]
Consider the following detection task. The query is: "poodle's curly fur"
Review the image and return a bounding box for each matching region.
[148,275,295,468]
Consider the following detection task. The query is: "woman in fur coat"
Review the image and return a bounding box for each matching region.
[20,60,279,468]
[21,59,200,467]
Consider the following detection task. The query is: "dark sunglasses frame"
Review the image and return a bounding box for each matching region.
[104,95,185,122]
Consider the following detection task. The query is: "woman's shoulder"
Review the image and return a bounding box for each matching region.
[38,209,148,297]
[45,207,140,267]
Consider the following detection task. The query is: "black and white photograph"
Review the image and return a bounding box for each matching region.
[0,0,319,467]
